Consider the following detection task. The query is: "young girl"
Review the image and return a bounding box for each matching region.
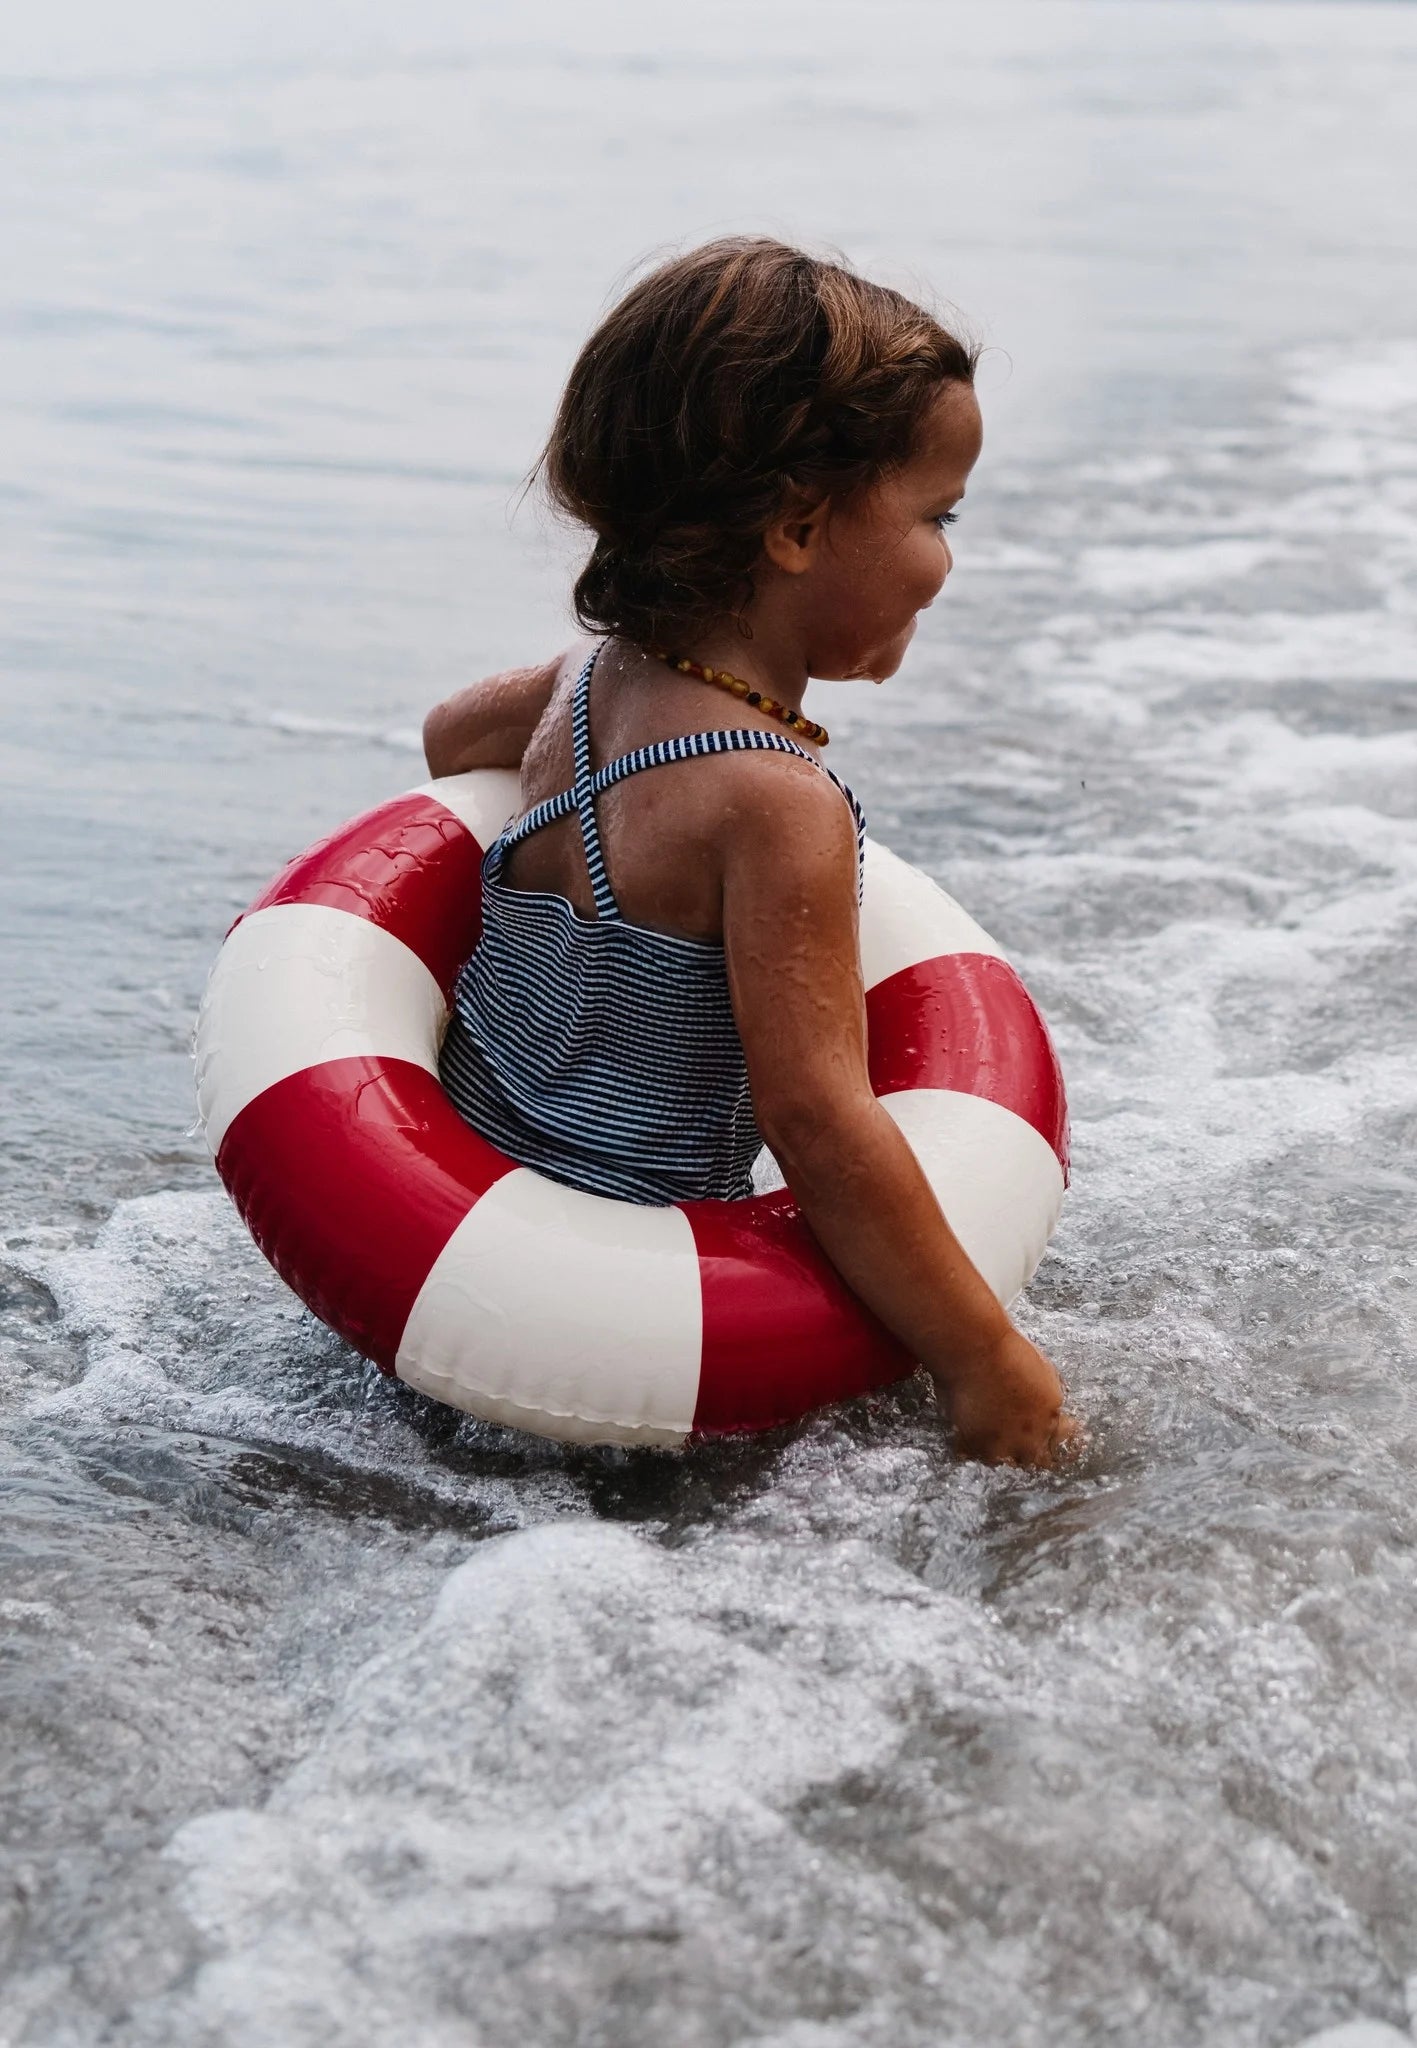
[423,238,1076,1469]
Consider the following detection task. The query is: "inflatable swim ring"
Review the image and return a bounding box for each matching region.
[195,770,1069,1446]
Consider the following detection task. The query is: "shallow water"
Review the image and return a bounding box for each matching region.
[3,4,1417,2044]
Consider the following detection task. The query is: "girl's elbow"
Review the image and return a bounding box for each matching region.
[422,704,457,777]
[756,1087,879,1178]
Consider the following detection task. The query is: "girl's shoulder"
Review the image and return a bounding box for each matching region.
[710,737,862,887]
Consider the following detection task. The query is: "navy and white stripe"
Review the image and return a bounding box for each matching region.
[440,644,865,1206]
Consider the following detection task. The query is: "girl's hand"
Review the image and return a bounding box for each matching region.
[937,1330,1077,1469]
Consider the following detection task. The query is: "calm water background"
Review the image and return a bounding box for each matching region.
[3,4,1417,2043]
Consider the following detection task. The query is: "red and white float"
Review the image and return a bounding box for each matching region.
[195,770,1069,1446]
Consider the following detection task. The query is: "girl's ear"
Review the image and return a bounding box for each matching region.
[761,491,830,576]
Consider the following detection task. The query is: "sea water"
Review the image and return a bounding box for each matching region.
[2,4,1416,2044]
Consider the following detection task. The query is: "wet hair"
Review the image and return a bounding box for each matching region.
[538,236,979,648]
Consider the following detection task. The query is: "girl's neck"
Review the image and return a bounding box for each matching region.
[646,623,808,711]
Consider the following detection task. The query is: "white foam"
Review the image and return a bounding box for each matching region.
[1288,344,1417,419]
[131,1465,1407,2045]
[6,1191,590,1519]
[1078,538,1283,598]
[1074,453,1173,486]
[135,1520,1068,2043]
[261,710,424,752]
[1032,609,1417,690]
[1290,2027,1413,2048]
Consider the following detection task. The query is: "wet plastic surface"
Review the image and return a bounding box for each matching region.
[203,783,1067,1435]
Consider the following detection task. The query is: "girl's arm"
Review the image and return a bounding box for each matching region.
[721,763,1076,1468]
[423,653,569,776]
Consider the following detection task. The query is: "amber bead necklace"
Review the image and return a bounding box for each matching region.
[647,648,829,747]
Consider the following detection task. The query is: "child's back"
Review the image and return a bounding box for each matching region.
[441,640,862,1204]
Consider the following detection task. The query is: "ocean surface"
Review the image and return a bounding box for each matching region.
[3,3,1417,2043]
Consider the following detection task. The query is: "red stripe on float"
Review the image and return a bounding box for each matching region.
[866,953,1070,1174]
[216,1056,516,1372]
[685,1192,912,1435]
[237,794,489,999]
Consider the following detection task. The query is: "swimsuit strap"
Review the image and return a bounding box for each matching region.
[586,730,866,902]
[568,643,618,919]
[498,645,867,909]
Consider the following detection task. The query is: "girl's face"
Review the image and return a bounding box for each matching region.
[800,380,983,683]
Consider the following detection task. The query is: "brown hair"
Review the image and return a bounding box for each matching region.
[538,237,979,648]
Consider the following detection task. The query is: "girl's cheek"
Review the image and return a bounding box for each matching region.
[903,538,944,607]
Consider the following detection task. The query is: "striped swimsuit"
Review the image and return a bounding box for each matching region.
[439,645,865,1206]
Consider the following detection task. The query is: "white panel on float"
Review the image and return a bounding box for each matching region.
[880,1088,1065,1306]
[413,769,523,851]
[395,1167,703,1448]
[196,904,446,1158]
[858,839,1006,992]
